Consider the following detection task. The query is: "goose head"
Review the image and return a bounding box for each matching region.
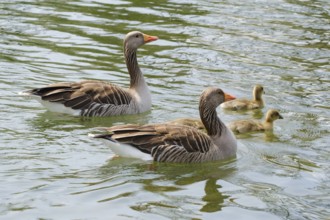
[253,84,265,101]
[124,31,158,50]
[199,87,236,136]
[200,87,236,110]
[265,109,283,123]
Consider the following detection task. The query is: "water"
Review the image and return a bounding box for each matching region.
[1,0,329,219]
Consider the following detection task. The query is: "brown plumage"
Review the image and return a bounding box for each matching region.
[220,84,265,110]
[20,31,158,117]
[30,80,133,116]
[228,109,283,134]
[92,87,237,163]
[166,118,205,131]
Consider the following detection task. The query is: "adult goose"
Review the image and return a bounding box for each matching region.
[228,109,283,134]
[220,84,265,110]
[91,87,237,163]
[20,31,158,117]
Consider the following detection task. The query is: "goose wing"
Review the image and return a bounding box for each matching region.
[247,102,262,109]
[228,120,264,133]
[100,124,213,161]
[29,80,132,111]
[166,118,205,131]
[221,99,250,110]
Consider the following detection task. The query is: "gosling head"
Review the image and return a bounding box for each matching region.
[265,109,283,123]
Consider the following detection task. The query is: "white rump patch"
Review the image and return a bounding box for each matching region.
[20,92,80,116]
[100,139,153,161]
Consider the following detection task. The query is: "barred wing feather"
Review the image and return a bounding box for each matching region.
[30,80,133,116]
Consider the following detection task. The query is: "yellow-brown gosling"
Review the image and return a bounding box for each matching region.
[228,109,283,134]
[220,84,265,110]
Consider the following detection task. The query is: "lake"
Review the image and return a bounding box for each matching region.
[0,0,329,219]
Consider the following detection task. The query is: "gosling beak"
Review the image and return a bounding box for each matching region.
[278,114,283,119]
[143,34,158,43]
[224,93,236,102]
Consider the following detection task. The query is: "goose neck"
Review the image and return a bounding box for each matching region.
[200,104,223,136]
[253,90,262,101]
[124,46,143,89]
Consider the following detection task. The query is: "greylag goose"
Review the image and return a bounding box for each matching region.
[220,84,265,110]
[228,109,283,134]
[91,87,237,163]
[20,31,158,117]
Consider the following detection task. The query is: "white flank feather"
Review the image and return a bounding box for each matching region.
[19,91,80,116]
[99,138,153,160]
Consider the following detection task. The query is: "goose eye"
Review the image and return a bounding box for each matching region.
[135,34,139,38]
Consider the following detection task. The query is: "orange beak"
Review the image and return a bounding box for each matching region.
[143,34,158,43]
[224,93,236,101]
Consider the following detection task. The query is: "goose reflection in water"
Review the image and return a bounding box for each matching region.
[200,178,230,212]
[95,158,236,215]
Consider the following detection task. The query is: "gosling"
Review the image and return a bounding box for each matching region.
[228,109,283,134]
[220,84,265,110]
